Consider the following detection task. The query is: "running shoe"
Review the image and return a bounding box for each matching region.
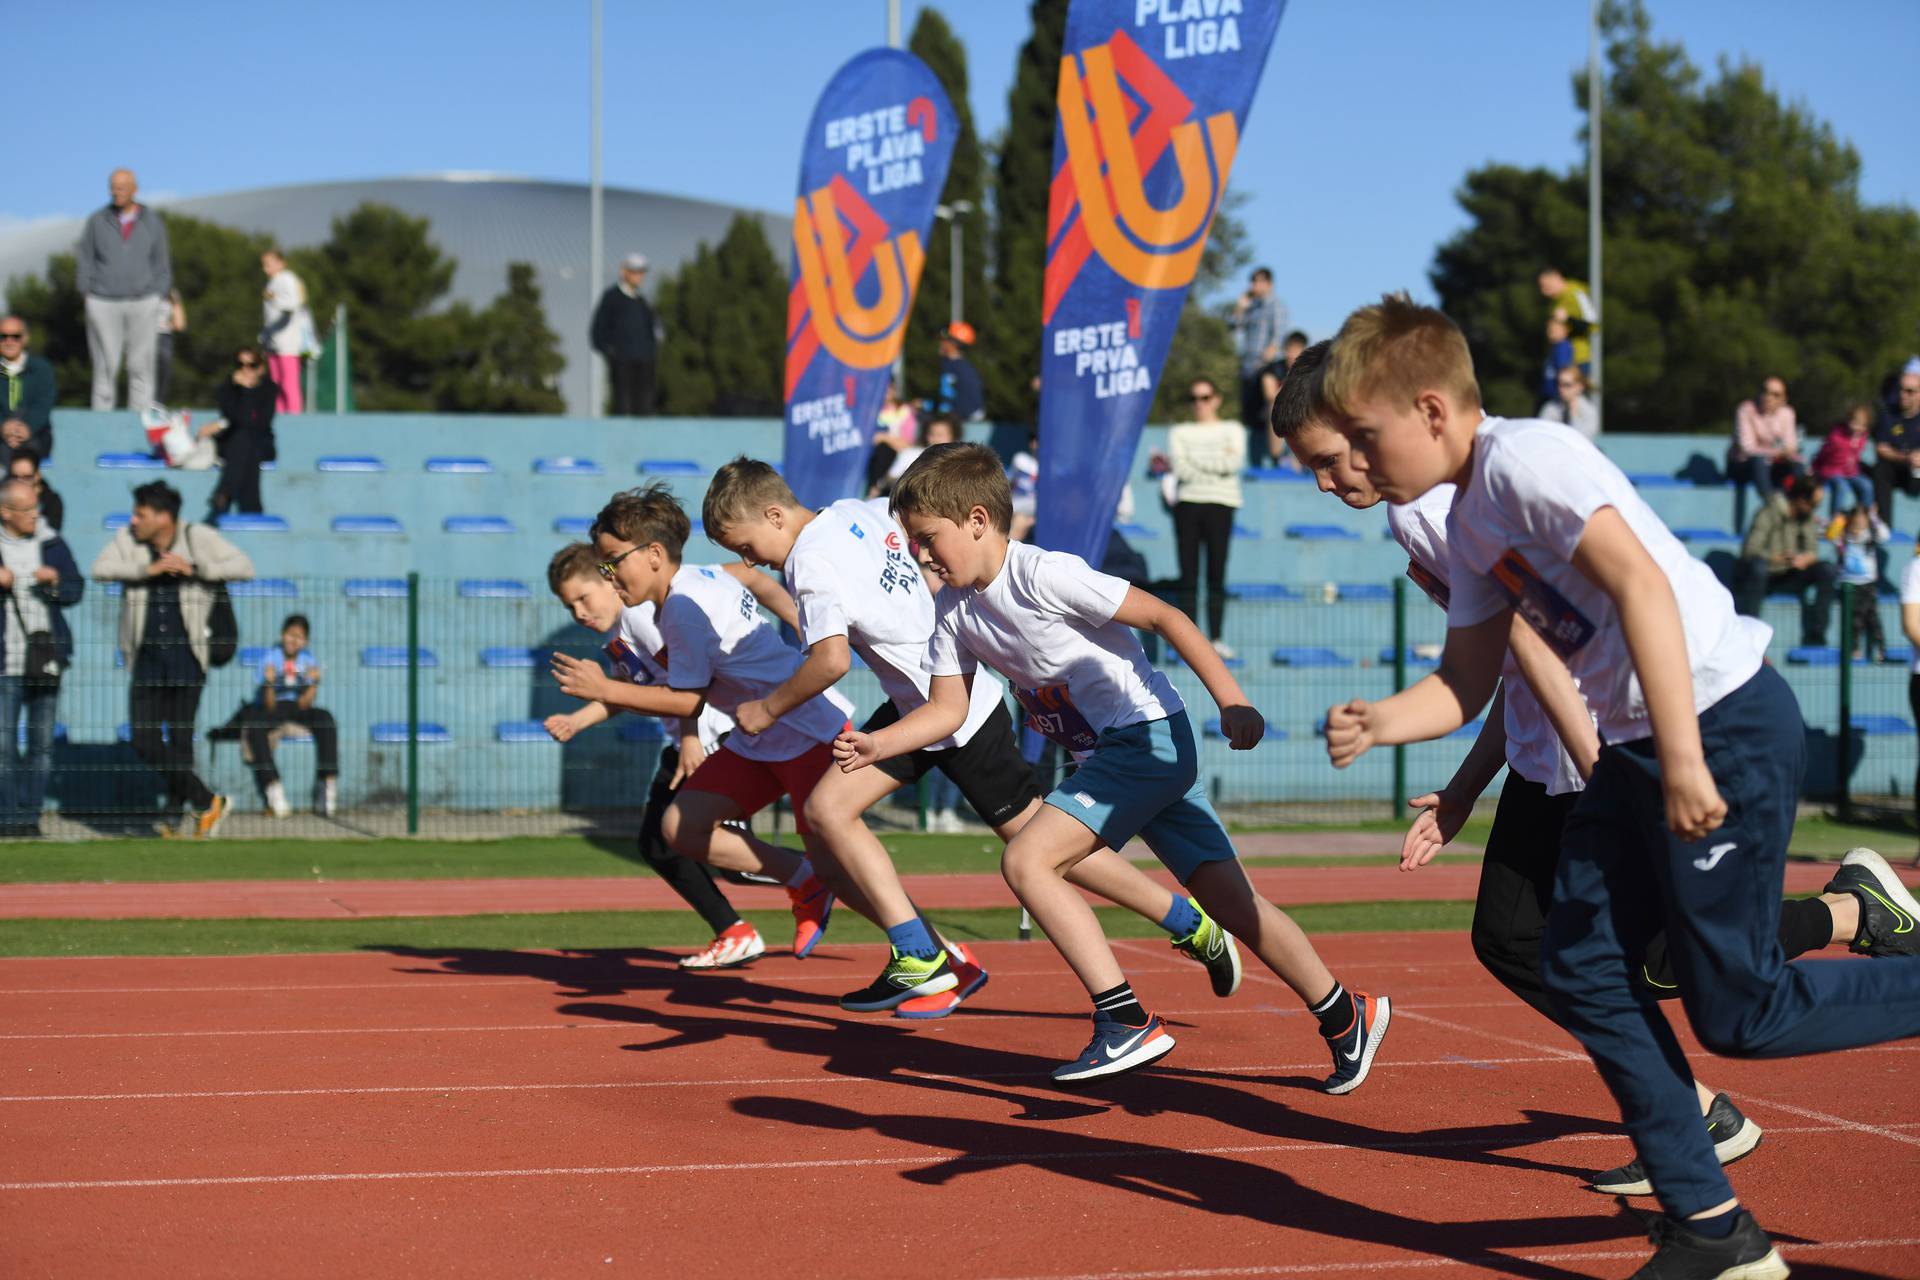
[1169,899,1242,998]
[893,943,990,1019]
[1051,1011,1175,1084]
[839,949,957,1012]
[1322,990,1391,1095]
[195,795,232,839]
[679,922,766,970]
[1587,1093,1762,1196]
[1826,847,1920,957]
[1625,1208,1786,1279]
[787,874,835,958]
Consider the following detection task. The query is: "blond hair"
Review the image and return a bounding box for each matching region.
[1266,339,1333,442]
[546,542,603,597]
[592,482,691,560]
[890,442,1012,534]
[1321,292,1481,417]
[703,456,798,536]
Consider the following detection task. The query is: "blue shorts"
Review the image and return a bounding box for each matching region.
[1042,710,1236,884]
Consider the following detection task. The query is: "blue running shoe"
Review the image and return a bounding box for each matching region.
[1322,991,1391,1095]
[1051,1011,1175,1085]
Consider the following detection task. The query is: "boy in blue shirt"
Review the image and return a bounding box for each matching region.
[246,613,338,817]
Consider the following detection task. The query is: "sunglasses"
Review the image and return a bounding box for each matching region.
[1188,392,1217,402]
[237,359,259,369]
[0,332,23,340]
[596,546,640,579]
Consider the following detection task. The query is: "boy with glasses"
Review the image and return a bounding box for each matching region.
[0,318,55,465]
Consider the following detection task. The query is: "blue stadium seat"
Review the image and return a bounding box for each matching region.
[1890,531,1917,545]
[1886,647,1915,664]
[96,452,165,469]
[343,578,408,598]
[317,456,386,472]
[1114,521,1159,540]
[1626,472,1688,488]
[1851,715,1913,736]
[1285,524,1360,541]
[617,718,666,744]
[332,515,403,535]
[1231,522,1261,540]
[458,579,532,599]
[1271,646,1353,668]
[361,646,438,668]
[118,723,196,743]
[1379,646,1440,666]
[534,457,603,476]
[218,514,289,533]
[1788,646,1840,665]
[553,517,594,536]
[496,720,556,743]
[1336,583,1393,601]
[1203,716,1286,741]
[371,722,450,744]
[480,646,542,668]
[444,516,515,534]
[1163,649,1245,669]
[230,578,297,598]
[1673,527,1738,543]
[101,513,130,530]
[638,459,702,475]
[1230,584,1302,601]
[425,457,494,474]
[1243,468,1311,483]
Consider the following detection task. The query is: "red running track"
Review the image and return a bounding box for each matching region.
[1,932,1915,1277]
[0,860,1883,919]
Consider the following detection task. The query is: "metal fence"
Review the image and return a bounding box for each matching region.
[13,575,1914,839]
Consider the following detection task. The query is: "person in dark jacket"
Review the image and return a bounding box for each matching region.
[930,321,984,422]
[0,318,55,464]
[590,252,657,416]
[7,449,62,533]
[0,479,82,835]
[197,346,277,523]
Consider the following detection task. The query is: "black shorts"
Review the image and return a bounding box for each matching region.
[864,697,1041,828]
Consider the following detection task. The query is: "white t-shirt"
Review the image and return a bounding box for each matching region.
[1445,417,1769,743]
[1900,557,1920,674]
[1389,483,1589,796]
[927,540,1182,752]
[261,269,312,357]
[606,602,732,752]
[786,498,1003,750]
[658,564,852,761]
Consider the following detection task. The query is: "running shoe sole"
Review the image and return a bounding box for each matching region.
[1589,1112,1763,1195]
[839,965,958,1013]
[1325,994,1391,1095]
[1052,1023,1176,1084]
[892,962,990,1020]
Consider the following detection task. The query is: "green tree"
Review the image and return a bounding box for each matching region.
[1152,190,1254,423]
[985,0,1068,424]
[655,216,787,416]
[431,263,566,414]
[1432,0,1920,430]
[904,8,989,404]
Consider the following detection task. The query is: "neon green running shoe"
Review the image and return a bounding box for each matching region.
[1170,899,1242,997]
[839,948,958,1012]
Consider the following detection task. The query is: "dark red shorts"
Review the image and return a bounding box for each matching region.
[677,741,835,835]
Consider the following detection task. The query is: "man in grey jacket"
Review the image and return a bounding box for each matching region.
[92,480,252,836]
[77,169,171,412]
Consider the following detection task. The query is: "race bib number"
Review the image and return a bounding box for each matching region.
[1012,684,1100,752]
[1490,550,1596,660]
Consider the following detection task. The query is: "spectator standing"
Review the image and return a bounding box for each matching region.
[877,414,959,496]
[244,613,338,818]
[77,168,170,411]
[198,347,277,524]
[1539,365,1600,439]
[259,251,312,414]
[1832,505,1887,662]
[590,253,657,416]
[91,480,253,837]
[7,450,61,533]
[1536,267,1598,373]
[152,290,186,406]
[1870,369,1920,522]
[1169,376,1246,658]
[865,381,918,494]
[0,478,81,836]
[1812,402,1877,517]
[931,322,983,422]
[1729,376,1799,531]
[1539,314,1577,404]
[1733,469,1835,646]
[0,317,54,463]
[1229,266,1284,465]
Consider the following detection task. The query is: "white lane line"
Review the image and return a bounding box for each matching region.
[1390,1009,1588,1061]
[1740,1093,1920,1150]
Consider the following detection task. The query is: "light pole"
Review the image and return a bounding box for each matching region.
[588,0,604,420]
[933,200,974,325]
[1588,0,1603,431]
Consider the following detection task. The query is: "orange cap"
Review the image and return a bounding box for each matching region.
[943,321,976,347]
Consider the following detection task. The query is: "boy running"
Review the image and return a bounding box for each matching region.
[1273,341,1914,1200]
[548,487,845,958]
[835,443,1390,1089]
[701,458,1244,1019]
[1319,294,1920,1278]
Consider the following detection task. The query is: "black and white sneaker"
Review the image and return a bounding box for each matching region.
[1826,847,1920,957]
[838,949,957,1012]
[1587,1093,1763,1196]
[1626,1207,1787,1279]
[1322,991,1391,1095]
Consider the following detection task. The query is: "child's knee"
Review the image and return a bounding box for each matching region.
[1000,838,1054,885]
[800,790,848,836]
[661,803,706,858]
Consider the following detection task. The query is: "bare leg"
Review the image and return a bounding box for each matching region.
[1002,804,1127,993]
[664,790,804,880]
[803,764,918,928]
[992,798,1177,925]
[797,829,884,926]
[1821,891,1858,943]
[1184,859,1334,1003]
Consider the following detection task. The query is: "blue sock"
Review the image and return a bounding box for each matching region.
[1160,896,1202,938]
[1687,1208,1740,1239]
[885,918,940,961]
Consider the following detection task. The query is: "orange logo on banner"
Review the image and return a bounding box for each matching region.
[790,176,925,374]
[1044,30,1238,319]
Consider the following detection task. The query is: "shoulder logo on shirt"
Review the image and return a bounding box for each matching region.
[1490,549,1597,661]
[885,531,902,551]
[850,524,866,540]
[1405,559,1450,610]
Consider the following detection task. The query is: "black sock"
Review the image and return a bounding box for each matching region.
[1778,896,1836,959]
[1310,980,1354,1038]
[1091,982,1148,1027]
[1686,1207,1740,1239]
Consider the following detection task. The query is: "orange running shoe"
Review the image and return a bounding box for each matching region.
[787,875,834,958]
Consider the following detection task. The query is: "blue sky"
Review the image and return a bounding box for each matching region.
[10,1,1915,340]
